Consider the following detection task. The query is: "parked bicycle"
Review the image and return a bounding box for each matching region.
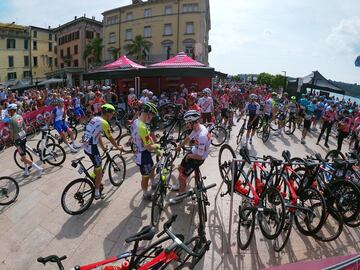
[0,176,19,205]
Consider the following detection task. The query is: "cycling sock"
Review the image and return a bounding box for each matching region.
[32,162,42,170]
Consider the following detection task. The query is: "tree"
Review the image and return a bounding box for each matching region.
[83,37,103,68]
[111,47,121,60]
[271,74,285,90]
[125,35,151,64]
[257,72,273,86]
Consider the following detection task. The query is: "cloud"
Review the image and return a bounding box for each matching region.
[327,16,360,54]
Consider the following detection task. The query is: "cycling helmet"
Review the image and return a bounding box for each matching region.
[250,94,258,100]
[101,103,116,113]
[184,110,201,123]
[129,88,135,93]
[202,88,211,95]
[291,96,296,100]
[272,92,278,97]
[141,102,158,115]
[7,103,17,110]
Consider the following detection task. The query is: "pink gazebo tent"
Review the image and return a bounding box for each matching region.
[104,55,145,69]
[150,51,206,67]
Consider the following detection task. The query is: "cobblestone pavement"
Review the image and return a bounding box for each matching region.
[0,123,358,270]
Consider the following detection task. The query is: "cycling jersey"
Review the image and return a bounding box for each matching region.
[298,98,310,109]
[245,102,260,116]
[304,104,316,120]
[198,97,214,113]
[189,124,211,159]
[131,119,152,165]
[53,106,65,122]
[189,104,201,112]
[83,116,111,154]
[72,97,81,109]
[288,102,297,113]
[220,94,230,109]
[92,98,105,114]
[263,98,273,115]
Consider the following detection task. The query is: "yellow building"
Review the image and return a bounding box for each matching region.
[0,23,31,87]
[29,26,58,84]
[102,0,211,65]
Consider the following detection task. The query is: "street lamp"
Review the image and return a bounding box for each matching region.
[282,71,287,94]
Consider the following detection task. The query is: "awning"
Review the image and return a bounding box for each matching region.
[150,52,206,67]
[104,55,145,69]
[300,71,345,95]
[37,78,64,86]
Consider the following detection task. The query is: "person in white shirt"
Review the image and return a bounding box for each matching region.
[197,88,214,123]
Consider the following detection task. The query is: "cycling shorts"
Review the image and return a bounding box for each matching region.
[85,145,102,168]
[137,150,154,176]
[74,107,85,117]
[54,120,69,133]
[304,119,312,130]
[247,115,259,130]
[221,108,230,118]
[14,138,27,156]
[179,154,205,177]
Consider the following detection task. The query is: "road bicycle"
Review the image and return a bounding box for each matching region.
[0,176,19,205]
[256,115,271,143]
[13,131,66,170]
[236,118,247,146]
[37,215,211,270]
[61,147,126,215]
[270,111,296,135]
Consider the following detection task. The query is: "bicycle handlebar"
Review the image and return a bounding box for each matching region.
[37,255,67,270]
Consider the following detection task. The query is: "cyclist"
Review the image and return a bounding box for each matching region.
[219,89,231,128]
[274,95,287,136]
[72,92,85,124]
[90,91,105,116]
[316,103,336,148]
[313,96,326,130]
[130,102,161,201]
[300,98,317,145]
[8,104,44,177]
[297,94,310,128]
[198,88,214,123]
[244,94,261,145]
[263,92,275,125]
[337,110,352,152]
[172,110,211,199]
[187,93,200,112]
[288,96,298,121]
[83,104,123,200]
[52,98,79,153]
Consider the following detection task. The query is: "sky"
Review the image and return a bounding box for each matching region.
[1,0,360,85]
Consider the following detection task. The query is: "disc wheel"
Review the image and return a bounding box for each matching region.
[61,178,95,215]
[284,119,296,135]
[108,154,126,186]
[0,176,19,205]
[262,124,271,143]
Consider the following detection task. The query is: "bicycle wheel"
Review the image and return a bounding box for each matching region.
[25,123,37,140]
[262,124,270,143]
[330,180,360,222]
[117,133,133,154]
[36,136,56,151]
[179,130,192,152]
[151,183,166,226]
[218,144,236,185]
[108,154,126,187]
[196,177,209,224]
[210,125,227,146]
[66,125,78,142]
[0,176,19,205]
[61,178,95,215]
[133,234,185,268]
[294,187,326,236]
[270,118,279,131]
[14,149,33,170]
[325,150,346,162]
[258,187,286,240]
[43,143,66,166]
[179,236,210,269]
[312,208,343,242]
[273,211,293,252]
[284,119,296,135]
[237,204,256,250]
[236,126,245,145]
[110,121,122,140]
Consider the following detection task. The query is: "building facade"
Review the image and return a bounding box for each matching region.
[50,16,102,86]
[0,23,31,88]
[102,0,211,65]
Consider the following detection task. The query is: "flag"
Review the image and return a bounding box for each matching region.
[355,56,360,67]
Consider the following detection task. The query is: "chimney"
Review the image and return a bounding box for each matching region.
[74,16,77,20]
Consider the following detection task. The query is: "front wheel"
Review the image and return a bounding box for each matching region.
[14,149,33,170]
[325,150,346,162]
[273,211,293,252]
[110,121,122,140]
[210,125,227,146]
[61,178,95,215]
[284,119,296,135]
[237,205,256,250]
[218,144,236,186]
[0,176,19,205]
[43,143,66,166]
[108,154,126,186]
[151,184,166,226]
[262,124,271,143]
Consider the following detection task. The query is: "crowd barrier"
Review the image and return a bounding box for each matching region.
[0,106,53,139]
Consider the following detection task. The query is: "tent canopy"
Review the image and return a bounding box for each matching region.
[104,55,145,69]
[150,52,206,67]
[37,78,64,86]
[300,71,345,95]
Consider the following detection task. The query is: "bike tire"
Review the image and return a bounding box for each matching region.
[325,150,346,162]
[61,178,95,215]
[210,125,227,146]
[0,176,19,205]
[43,143,66,166]
[179,236,210,269]
[117,133,134,154]
[14,149,33,170]
[36,136,56,152]
[262,124,270,143]
[236,126,245,145]
[312,207,344,242]
[273,211,293,252]
[110,121,122,140]
[179,130,192,152]
[108,154,126,187]
[284,119,296,135]
[218,144,236,186]
[237,204,256,250]
[258,186,286,240]
[151,183,166,226]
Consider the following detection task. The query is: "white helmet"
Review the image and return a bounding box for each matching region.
[148,91,153,96]
[7,103,17,111]
[184,110,201,123]
[129,88,135,93]
[202,88,211,94]
[250,94,258,100]
[142,89,149,95]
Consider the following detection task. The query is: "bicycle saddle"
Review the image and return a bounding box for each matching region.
[125,225,156,243]
[71,157,85,167]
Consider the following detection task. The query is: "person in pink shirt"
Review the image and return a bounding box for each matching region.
[349,110,360,150]
[337,110,352,152]
[316,104,336,148]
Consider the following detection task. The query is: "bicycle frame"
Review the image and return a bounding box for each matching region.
[75,150,114,180]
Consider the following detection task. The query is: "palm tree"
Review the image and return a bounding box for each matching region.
[111,47,121,61]
[83,37,103,69]
[125,35,151,64]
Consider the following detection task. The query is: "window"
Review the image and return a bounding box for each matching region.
[55,34,57,41]
[8,72,17,80]
[86,31,94,39]
[33,41,37,50]
[60,49,64,58]
[74,31,79,39]
[183,3,199,13]
[23,71,31,78]
[144,8,152,17]
[33,30,37,38]
[8,56,14,68]
[54,46,57,54]
[164,5,172,15]
[106,15,119,25]
[67,61,71,67]
[24,39,28,50]
[126,12,133,21]
[49,42,52,52]
[49,33,52,40]
[7,39,16,49]
[49,57,53,66]
[33,57,38,67]
[24,56,29,67]
[109,32,116,43]
[185,46,194,57]
[143,26,151,38]
[185,22,194,34]
[60,63,64,69]
[96,33,100,38]
[74,45,78,54]
[67,47,70,56]
[74,59,79,67]
[164,24,172,36]
[163,45,172,58]
[125,29,132,40]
